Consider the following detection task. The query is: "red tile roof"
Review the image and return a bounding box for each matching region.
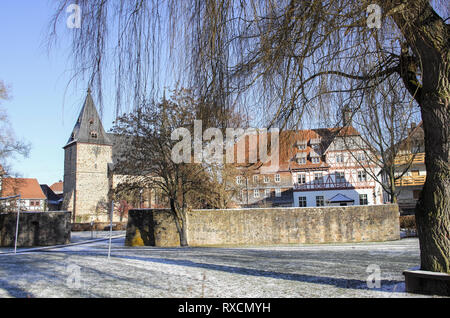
[230,126,361,172]
[1,178,46,199]
[50,181,63,193]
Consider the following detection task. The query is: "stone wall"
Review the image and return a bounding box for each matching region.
[0,211,71,247]
[125,204,400,247]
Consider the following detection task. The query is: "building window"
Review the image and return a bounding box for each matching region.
[263,175,270,183]
[253,175,258,183]
[264,189,271,197]
[336,154,344,163]
[297,142,307,150]
[311,157,320,164]
[297,174,306,184]
[357,153,367,162]
[359,194,368,205]
[275,188,281,197]
[275,174,280,183]
[358,170,367,182]
[253,189,260,198]
[316,196,324,207]
[298,196,307,207]
[30,201,34,206]
[90,131,98,138]
[335,171,345,183]
[314,173,323,184]
[236,176,243,185]
[297,157,306,164]
[240,190,246,201]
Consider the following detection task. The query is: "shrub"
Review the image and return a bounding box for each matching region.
[400,215,416,230]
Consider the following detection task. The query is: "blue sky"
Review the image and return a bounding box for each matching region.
[0,1,116,185]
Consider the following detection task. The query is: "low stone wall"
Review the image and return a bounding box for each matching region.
[71,222,127,231]
[126,205,400,247]
[0,211,71,247]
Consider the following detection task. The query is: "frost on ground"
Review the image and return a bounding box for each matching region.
[0,236,438,298]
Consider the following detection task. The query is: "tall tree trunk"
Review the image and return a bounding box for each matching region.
[416,95,450,273]
[170,198,189,247]
[381,0,450,273]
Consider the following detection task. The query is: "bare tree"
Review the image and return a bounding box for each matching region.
[48,1,449,272]
[111,91,238,246]
[340,76,422,204]
[0,80,30,175]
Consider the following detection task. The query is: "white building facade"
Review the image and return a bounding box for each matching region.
[291,128,383,207]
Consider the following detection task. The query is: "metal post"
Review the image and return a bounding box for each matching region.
[14,195,21,254]
[107,200,114,260]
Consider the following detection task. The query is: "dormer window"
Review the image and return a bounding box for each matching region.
[295,152,307,164]
[296,140,307,150]
[311,157,320,164]
[90,131,98,139]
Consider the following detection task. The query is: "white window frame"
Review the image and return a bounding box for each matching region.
[298,174,306,184]
[263,175,270,183]
[275,188,281,197]
[358,170,367,182]
[236,176,243,185]
[316,196,325,206]
[314,173,323,184]
[253,189,260,198]
[253,175,258,183]
[359,194,368,205]
[335,171,345,183]
[298,196,307,207]
[264,189,271,197]
[275,174,280,183]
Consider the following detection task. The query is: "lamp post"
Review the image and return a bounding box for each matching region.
[14,195,21,254]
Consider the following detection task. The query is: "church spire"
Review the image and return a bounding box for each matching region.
[64,88,111,148]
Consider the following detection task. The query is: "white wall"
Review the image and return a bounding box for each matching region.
[293,188,378,207]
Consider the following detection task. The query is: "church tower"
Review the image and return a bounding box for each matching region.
[63,89,113,222]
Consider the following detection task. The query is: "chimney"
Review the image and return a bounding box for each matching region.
[408,122,416,134]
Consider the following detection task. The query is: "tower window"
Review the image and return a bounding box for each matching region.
[90,131,98,138]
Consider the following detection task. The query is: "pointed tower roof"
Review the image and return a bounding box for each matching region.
[64,88,112,148]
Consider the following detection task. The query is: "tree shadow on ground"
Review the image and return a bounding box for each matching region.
[0,278,35,298]
[111,254,403,291]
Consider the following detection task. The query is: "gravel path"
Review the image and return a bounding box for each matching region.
[0,236,438,298]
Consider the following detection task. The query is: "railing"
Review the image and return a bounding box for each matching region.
[394,152,425,165]
[395,175,426,187]
[293,180,375,191]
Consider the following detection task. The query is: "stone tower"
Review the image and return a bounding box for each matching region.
[63,89,113,222]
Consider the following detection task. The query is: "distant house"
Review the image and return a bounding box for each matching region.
[40,184,63,211]
[231,121,383,208]
[50,181,63,195]
[1,178,47,211]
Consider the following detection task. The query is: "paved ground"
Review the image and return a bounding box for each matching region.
[0,234,438,298]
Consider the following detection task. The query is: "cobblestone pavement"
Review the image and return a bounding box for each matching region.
[0,236,438,298]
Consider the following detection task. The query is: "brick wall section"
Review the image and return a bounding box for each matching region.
[126,204,400,247]
[0,211,71,247]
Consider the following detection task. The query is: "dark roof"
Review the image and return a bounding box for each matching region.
[65,88,112,148]
[327,193,354,203]
[40,184,62,201]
